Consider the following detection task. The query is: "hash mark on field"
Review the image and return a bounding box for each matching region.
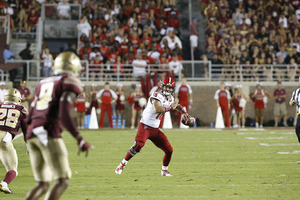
[277,151,300,154]
[259,143,299,146]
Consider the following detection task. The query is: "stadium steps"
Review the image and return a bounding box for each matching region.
[9,40,37,84]
[177,0,205,60]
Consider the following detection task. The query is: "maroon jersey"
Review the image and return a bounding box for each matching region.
[27,74,82,139]
[273,88,286,103]
[18,87,31,99]
[0,103,28,137]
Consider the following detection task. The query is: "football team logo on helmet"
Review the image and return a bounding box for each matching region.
[52,52,82,77]
[161,77,176,96]
[4,88,22,105]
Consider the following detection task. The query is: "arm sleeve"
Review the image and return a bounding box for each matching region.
[96,89,104,98]
[59,92,80,138]
[187,85,193,94]
[110,90,118,99]
[214,90,219,100]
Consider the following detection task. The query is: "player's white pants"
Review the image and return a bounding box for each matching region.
[0,131,18,174]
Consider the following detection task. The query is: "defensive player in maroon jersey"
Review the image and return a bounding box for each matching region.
[25,52,91,200]
[0,88,28,194]
[115,77,192,176]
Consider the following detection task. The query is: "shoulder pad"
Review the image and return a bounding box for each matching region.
[62,75,83,96]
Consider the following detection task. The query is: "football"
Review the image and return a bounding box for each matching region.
[181,114,196,126]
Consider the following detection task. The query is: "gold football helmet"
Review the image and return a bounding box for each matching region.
[4,88,22,105]
[52,52,82,76]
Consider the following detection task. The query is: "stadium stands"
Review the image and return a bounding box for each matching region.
[202,0,300,81]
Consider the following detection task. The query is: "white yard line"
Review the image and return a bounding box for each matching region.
[277,151,300,154]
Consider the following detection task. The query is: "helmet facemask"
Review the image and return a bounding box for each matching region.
[162,84,175,96]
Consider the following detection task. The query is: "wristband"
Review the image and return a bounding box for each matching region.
[179,108,186,113]
[79,140,85,148]
[164,105,173,112]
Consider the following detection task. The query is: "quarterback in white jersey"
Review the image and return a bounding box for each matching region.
[141,91,175,128]
[115,77,192,176]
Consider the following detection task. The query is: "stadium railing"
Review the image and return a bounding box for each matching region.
[4,60,299,82]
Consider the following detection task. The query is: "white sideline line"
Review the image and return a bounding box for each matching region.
[245,136,294,140]
[277,151,300,154]
[259,143,299,146]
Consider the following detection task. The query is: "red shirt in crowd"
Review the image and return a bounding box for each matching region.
[28,12,39,25]
[99,46,110,58]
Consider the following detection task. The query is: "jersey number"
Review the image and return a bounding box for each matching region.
[36,82,54,110]
[0,108,20,128]
[156,113,164,120]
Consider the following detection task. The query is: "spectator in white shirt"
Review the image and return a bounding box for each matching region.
[147,43,160,63]
[278,13,288,29]
[160,30,182,50]
[0,82,6,104]
[77,16,92,38]
[169,54,183,77]
[57,0,71,19]
[42,48,53,77]
[132,53,147,78]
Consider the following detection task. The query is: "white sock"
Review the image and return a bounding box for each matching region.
[122,159,128,165]
[162,165,168,170]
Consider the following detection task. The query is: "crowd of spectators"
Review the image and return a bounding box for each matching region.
[202,0,300,82]
[1,0,184,80]
[76,0,183,80]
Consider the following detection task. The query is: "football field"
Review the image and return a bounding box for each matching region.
[2,128,300,200]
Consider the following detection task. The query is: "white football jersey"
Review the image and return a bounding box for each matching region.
[140,91,174,128]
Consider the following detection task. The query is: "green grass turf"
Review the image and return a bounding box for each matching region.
[2,128,300,199]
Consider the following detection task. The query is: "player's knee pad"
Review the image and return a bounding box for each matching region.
[128,141,144,156]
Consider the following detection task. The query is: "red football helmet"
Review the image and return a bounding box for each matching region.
[161,77,176,96]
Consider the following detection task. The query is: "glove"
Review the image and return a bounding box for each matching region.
[77,137,91,157]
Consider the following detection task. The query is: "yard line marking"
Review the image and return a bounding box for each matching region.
[13,133,23,140]
[245,136,294,140]
[277,151,300,154]
[259,143,299,146]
